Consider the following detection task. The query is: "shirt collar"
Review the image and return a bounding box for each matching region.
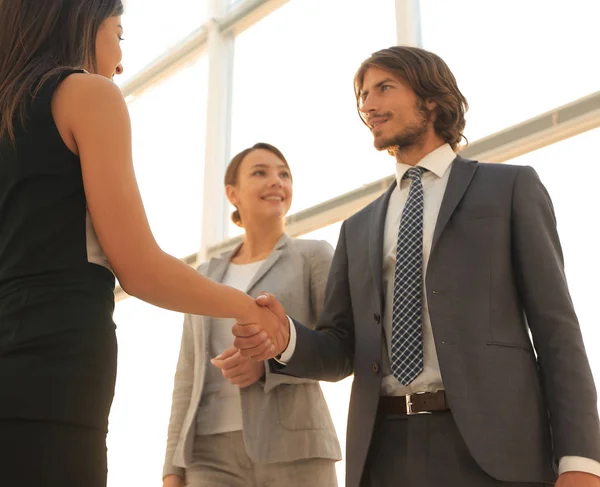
[394,143,456,187]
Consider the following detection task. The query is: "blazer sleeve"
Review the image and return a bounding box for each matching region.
[162,313,195,479]
[263,240,335,393]
[271,222,355,382]
[512,165,600,462]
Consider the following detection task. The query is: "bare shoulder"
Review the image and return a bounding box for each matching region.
[55,72,123,99]
[53,73,127,120]
[50,73,125,153]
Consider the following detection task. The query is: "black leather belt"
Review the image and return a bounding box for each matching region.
[378,390,449,416]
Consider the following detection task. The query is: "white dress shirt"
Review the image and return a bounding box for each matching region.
[379,143,453,396]
[279,143,600,477]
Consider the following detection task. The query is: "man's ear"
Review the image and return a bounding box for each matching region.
[425,99,438,124]
[425,99,437,111]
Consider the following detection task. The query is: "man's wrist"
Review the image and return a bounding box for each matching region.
[276,317,297,364]
[276,318,291,359]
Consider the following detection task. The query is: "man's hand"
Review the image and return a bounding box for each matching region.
[211,346,265,388]
[233,293,289,361]
[557,472,600,486]
[235,297,283,360]
[163,474,184,487]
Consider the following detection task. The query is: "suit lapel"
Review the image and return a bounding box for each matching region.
[202,245,240,336]
[431,155,478,251]
[245,234,289,295]
[206,254,232,284]
[369,182,396,300]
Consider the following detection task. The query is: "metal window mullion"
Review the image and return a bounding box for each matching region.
[198,1,236,264]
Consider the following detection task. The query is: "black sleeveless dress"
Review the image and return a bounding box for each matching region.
[0,70,117,486]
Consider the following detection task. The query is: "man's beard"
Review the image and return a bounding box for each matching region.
[375,100,432,155]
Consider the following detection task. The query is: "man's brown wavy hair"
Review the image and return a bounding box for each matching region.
[354,46,469,151]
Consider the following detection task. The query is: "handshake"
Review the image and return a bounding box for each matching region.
[232,293,291,361]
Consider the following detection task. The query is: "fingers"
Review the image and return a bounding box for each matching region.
[223,365,264,388]
[211,350,242,370]
[225,371,248,385]
[231,295,288,360]
[255,291,274,306]
[245,346,277,362]
[232,324,263,338]
[216,362,243,378]
[214,346,237,361]
[232,324,272,353]
[255,292,287,320]
[234,336,274,360]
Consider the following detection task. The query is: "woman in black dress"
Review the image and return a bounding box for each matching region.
[0,1,284,485]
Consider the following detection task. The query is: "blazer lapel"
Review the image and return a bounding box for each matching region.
[369,182,396,300]
[245,234,289,295]
[202,245,240,335]
[431,155,478,251]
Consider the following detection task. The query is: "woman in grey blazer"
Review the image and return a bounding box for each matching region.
[162,143,341,487]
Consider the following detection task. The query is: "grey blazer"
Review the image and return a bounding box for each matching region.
[163,234,341,479]
[276,157,600,487]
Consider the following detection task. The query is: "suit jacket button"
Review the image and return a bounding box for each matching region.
[372,362,380,374]
[373,313,381,324]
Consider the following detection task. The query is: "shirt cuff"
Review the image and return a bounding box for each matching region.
[559,456,600,478]
[275,316,296,365]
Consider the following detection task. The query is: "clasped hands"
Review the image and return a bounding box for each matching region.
[212,293,289,388]
[233,292,290,361]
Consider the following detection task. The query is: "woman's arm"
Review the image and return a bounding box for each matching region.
[54,74,279,352]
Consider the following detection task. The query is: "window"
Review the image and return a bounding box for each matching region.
[228,0,245,9]
[228,0,397,236]
[119,1,209,83]
[108,299,183,487]
[127,55,209,258]
[299,221,343,248]
[420,0,600,141]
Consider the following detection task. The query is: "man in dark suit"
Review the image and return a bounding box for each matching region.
[232,46,600,487]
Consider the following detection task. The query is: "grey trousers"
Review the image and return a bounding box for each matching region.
[361,411,555,487]
[186,431,338,487]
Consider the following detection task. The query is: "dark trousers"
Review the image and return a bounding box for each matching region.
[0,418,108,486]
[361,411,554,487]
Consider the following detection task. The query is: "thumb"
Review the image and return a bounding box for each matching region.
[256,292,285,316]
[216,346,238,360]
[255,292,274,307]
[211,346,238,365]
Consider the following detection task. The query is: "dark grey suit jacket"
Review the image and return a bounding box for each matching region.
[275,156,600,487]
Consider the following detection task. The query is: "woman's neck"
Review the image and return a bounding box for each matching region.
[231,220,285,264]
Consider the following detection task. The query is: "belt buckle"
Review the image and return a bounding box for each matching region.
[405,392,432,416]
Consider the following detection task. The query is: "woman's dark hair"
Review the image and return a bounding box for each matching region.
[0,0,124,142]
[224,142,291,227]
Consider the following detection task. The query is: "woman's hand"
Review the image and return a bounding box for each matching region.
[234,293,290,360]
[163,474,184,487]
[235,298,289,360]
[211,347,265,388]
